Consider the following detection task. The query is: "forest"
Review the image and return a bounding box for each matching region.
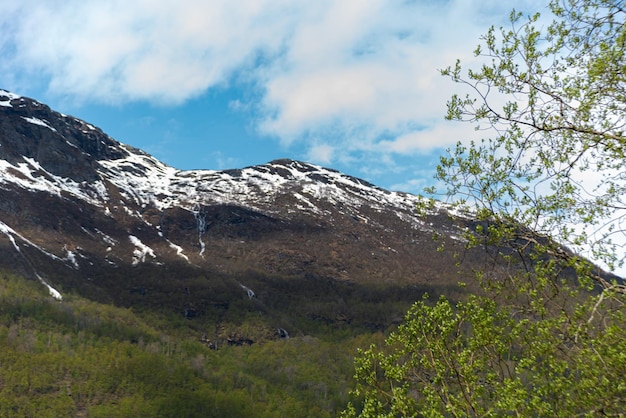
[0,269,386,417]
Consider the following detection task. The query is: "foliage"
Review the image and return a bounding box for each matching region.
[0,239,449,416]
[344,1,626,416]
[344,289,626,417]
[438,0,626,277]
[0,271,378,417]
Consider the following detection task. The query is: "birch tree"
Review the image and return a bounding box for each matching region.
[344,1,626,416]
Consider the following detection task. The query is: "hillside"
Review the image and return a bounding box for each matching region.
[0,269,379,417]
[0,89,558,416]
[0,89,490,339]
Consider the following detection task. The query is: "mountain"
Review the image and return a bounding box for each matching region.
[3,89,624,417]
[0,89,501,342]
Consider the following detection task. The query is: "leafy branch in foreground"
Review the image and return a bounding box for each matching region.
[344,1,626,416]
[440,0,626,278]
[343,289,626,417]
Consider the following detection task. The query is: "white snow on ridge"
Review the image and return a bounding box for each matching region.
[0,120,449,246]
[0,122,448,234]
[98,151,179,209]
[0,158,110,205]
[98,153,441,231]
[0,90,21,107]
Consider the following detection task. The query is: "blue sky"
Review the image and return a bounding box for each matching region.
[0,0,544,194]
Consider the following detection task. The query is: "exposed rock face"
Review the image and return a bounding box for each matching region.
[0,91,128,181]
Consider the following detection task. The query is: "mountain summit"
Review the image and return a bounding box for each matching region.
[0,89,481,340]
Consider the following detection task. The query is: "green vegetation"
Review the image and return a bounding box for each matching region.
[344,0,626,416]
[0,252,455,416]
[0,270,383,417]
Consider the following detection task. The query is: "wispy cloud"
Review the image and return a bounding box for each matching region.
[0,0,544,161]
[306,143,335,165]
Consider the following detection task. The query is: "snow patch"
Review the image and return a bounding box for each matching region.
[36,273,62,301]
[7,234,20,252]
[21,116,57,132]
[129,235,156,265]
[0,222,21,252]
[0,220,63,261]
[95,228,117,246]
[168,241,190,262]
[0,158,109,206]
[64,248,80,269]
[0,90,21,107]
[0,220,62,300]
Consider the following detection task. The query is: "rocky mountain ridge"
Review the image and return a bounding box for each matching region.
[0,89,487,340]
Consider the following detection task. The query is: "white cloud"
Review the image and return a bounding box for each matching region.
[0,0,545,152]
[389,178,430,194]
[0,0,294,103]
[307,143,335,165]
[375,119,486,154]
[256,0,545,150]
[211,151,241,171]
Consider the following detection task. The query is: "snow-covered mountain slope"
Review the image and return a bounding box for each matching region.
[0,89,476,311]
[1,89,620,345]
[0,89,449,222]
